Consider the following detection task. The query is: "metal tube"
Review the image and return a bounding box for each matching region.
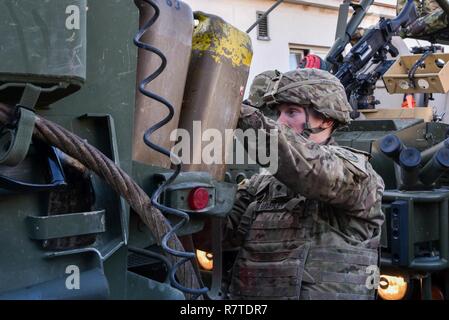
[246,0,285,33]
[380,134,404,164]
[325,0,374,69]
[419,148,449,186]
[421,138,449,164]
[207,218,224,300]
[399,147,422,188]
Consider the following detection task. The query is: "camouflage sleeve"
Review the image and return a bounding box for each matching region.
[223,176,258,248]
[238,106,385,216]
[398,0,446,37]
[397,0,439,15]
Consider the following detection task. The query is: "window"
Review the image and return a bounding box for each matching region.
[289,44,330,70]
[256,11,270,41]
[289,49,310,71]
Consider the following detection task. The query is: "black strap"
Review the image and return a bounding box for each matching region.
[0,84,41,166]
[302,107,326,138]
[0,144,66,193]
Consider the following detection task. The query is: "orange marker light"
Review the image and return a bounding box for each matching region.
[196,250,213,270]
[378,275,408,300]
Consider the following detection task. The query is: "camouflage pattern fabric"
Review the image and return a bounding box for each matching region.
[247,70,280,108]
[224,106,385,300]
[263,68,352,125]
[397,0,440,15]
[246,70,280,120]
[397,0,448,37]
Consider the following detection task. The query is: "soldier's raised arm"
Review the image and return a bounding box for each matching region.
[237,69,384,215]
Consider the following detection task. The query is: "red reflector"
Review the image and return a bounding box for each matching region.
[188,188,209,210]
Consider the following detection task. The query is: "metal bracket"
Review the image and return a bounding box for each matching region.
[155,172,236,218]
[206,218,225,300]
[79,113,129,245]
[382,190,449,271]
[26,210,106,240]
[389,200,410,266]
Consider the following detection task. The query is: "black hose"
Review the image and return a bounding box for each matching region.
[408,49,433,87]
[133,0,208,298]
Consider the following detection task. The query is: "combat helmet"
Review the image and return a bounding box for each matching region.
[263,68,352,136]
[246,70,280,108]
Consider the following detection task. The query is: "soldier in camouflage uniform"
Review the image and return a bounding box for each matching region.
[397,0,448,37]
[224,68,385,300]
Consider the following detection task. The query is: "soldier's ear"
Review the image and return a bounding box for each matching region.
[320,118,334,129]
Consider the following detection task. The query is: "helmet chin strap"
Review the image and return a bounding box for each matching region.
[301,107,326,138]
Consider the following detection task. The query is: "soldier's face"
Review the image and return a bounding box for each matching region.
[277,104,317,133]
[277,104,334,143]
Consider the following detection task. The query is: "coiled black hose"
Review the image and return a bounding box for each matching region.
[133,0,208,298]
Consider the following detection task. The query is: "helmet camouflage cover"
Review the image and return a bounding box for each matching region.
[247,70,280,108]
[263,68,352,125]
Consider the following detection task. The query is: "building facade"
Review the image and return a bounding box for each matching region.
[184,0,397,94]
[184,0,449,119]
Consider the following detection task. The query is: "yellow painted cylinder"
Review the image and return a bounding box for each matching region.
[178,12,253,181]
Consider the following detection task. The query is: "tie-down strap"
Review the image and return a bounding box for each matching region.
[0,84,41,166]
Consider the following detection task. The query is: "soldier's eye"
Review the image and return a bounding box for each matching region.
[288,109,300,116]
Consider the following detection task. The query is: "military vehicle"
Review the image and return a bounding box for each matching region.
[2,0,449,301]
[0,0,252,299]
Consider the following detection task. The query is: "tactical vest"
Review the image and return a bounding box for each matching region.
[228,175,380,300]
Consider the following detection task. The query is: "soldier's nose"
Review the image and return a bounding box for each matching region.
[277,113,287,125]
